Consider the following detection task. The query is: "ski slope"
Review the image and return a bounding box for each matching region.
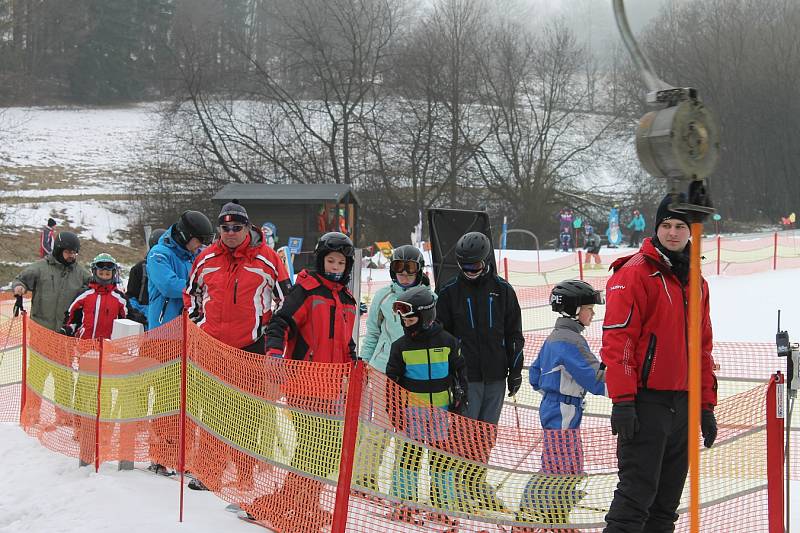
[0,266,798,532]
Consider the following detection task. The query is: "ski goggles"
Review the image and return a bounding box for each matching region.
[94,262,116,271]
[458,260,485,273]
[392,299,435,318]
[220,224,245,234]
[390,259,420,275]
[392,301,416,318]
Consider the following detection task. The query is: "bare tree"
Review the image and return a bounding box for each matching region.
[472,21,618,232]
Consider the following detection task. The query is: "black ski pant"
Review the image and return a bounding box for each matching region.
[604,390,688,533]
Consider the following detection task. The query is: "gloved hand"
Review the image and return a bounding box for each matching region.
[701,409,717,448]
[610,401,639,441]
[450,381,468,415]
[507,373,522,397]
[359,302,368,315]
[59,325,76,337]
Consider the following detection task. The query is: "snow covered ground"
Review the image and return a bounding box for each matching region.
[0,263,798,532]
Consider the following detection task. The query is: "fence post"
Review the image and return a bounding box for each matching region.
[773,232,778,270]
[19,311,27,423]
[179,312,189,522]
[716,235,721,276]
[578,251,584,280]
[766,372,785,533]
[503,257,509,281]
[331,361,366,533]
[95,338,105,473]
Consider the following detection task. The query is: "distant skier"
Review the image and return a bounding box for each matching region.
[40,217,56,258]
[261,221,278,249]
[627,209,645,247]
[583,225,602,268]
[559,228,572,252]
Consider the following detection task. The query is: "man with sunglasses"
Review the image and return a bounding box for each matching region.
[435,231,524,512]
[183,200,291,493]
[146,210,213,330]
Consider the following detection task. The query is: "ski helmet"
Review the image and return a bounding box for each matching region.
[455,231,491,279]
[173,211,214,248]
[148,228,166,250]
[392,285,436,335]
[52,231,80,264]
[550,280,604,317]
[314,232,354,280]
[389,245,425,286]
[91,253,118,285]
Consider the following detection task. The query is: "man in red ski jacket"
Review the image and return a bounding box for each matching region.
[184,200,291,493]
[601,194,718,533]
[185,201,291,352]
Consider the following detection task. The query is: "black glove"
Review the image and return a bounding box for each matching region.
[610,401,639,441]
[13,295,24,317]
[450,381,467,414]
[701,409,717,448]
[60,325,76,337]
[507,373,522,397]
[359,302,368,315]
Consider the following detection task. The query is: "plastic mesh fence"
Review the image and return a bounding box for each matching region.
[0,306,790,532]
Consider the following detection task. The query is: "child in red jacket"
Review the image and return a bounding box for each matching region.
[63,253,127,339]
[244,232,357,530]
[63,253,127,468]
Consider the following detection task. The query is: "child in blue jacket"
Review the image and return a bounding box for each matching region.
[518,280,606,531]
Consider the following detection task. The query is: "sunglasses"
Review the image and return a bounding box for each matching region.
[220,224,245,234]
[459,260,485,273]
[95,263,116,271]
[390,259,420,275]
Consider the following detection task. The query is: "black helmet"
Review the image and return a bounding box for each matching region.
[314,232,355,280]
[550,280,604,317]
[392,285,437,333]
[456,231,491,278]
[173,211,214,248]
[148,228,166,250]
[389,245,425,285]
[52,231,80,264]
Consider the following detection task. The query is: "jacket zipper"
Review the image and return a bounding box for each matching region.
[641,333,657,389]
[427,347,433,405]
[488,295,493,328]
[682,285,689,389]
[466,297,475,328]
[233,279,238,304]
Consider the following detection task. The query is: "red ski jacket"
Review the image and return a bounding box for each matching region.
[266,269,357,363]
[600,238,717,409]
[65,282,127,340]
[185,229,290,350]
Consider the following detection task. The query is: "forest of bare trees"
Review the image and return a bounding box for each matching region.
[1,0,797,242]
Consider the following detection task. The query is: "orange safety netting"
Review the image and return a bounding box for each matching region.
[0,312,787,532]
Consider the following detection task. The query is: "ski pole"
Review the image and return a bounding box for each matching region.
[13,295,24,317]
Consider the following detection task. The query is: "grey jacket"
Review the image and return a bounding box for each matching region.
[12,255,91,331]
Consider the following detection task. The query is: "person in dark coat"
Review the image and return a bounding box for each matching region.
[435,231,524,512]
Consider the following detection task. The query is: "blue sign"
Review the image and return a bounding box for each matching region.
[287,237,303,255]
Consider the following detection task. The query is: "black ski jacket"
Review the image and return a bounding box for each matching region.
[436,270,525,383]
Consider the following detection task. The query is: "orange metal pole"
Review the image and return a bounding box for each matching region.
[687,222,703,533]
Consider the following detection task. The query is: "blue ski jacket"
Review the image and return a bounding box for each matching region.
[530,317,606,430]
[146,226,198,329]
